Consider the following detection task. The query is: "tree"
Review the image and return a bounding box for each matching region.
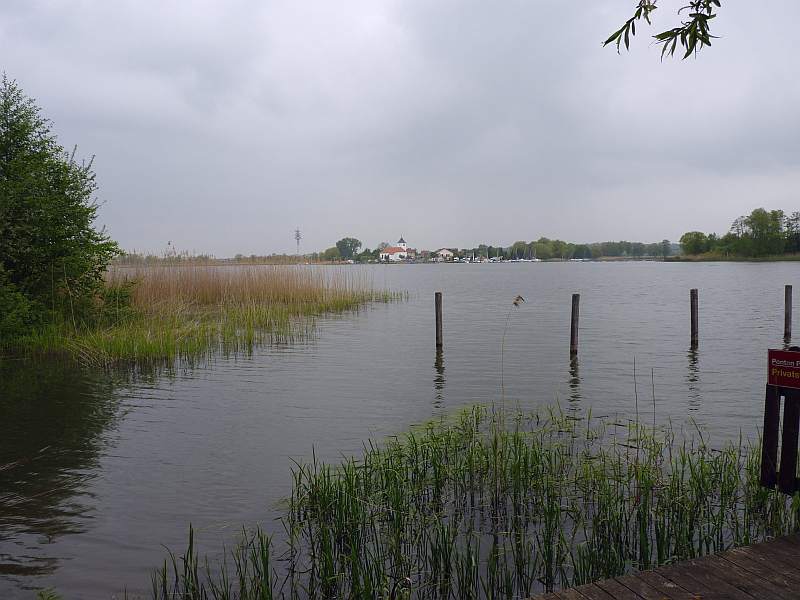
[573,244,592,259]
[510,241,528,259]
[321,247,341,261]
[1,75,119,338]
[679,231,708,255]
[532,238,553,260]
[335,237,361,259]
[661,239,671,258]
[605,1,722,59]
[786,212,800,253]
[744,208,784,256]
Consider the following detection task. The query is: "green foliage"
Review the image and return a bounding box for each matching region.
[0,75,119,341]
[679,208,796,259]
[0,268,38,341]
[605,1,721,59]
[457,238,670,261]
[335,237,362,259]
[321,246,341,261]
[35,589,62,600]
[680,231,709,255]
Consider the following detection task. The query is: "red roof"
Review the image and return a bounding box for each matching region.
[381,246,406,254]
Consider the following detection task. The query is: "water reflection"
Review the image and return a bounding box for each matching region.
[686,349,701,411]
[568,358,581,406]
[433,349,446,408]
[0,360,121,583]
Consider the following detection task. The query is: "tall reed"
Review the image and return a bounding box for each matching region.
[154,405,800,599]
[107,265,384,311]
[14,265,400,365]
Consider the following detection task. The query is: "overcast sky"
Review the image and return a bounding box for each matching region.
[2,1,798,255]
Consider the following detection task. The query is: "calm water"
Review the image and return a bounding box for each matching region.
[0,262,796,598]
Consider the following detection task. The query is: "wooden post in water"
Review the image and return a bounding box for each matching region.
[435,291,443,349]
[690,289,699,350]
[785,285,793,341]
[570,293,580,357]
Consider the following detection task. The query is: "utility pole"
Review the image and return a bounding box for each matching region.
[294,228,302,256]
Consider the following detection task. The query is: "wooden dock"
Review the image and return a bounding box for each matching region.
[532,534,800,599]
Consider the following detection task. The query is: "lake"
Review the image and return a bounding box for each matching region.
[0,262,795,598]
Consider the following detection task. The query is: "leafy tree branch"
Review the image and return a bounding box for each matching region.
[605,1,721,59]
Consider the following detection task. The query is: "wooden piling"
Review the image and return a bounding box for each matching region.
[779,392,800,494]
[785,285,793,341]
[570,293,580,357]
[760,384,781,489]
[435,291,443,348]
[690,288,699,349]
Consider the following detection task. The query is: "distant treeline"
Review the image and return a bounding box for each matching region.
[462,238,673,260]
[114,252,305,266]
[679,208,800,258]
[312,238,675,262]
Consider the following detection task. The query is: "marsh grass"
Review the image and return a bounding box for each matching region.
[155,405,800,599]
[11,266,401,365]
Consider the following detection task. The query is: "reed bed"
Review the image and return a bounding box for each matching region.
[108,265,383,311]
[154,406,800,599]
[19,265,399,365]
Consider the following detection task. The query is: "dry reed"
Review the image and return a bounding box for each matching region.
[106,265,376,311]
[18,265,399,365]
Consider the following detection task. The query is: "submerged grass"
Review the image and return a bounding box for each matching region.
[11,266,401,365]
[154,406,800,599]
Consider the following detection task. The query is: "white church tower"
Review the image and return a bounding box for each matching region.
[397,236,407,251]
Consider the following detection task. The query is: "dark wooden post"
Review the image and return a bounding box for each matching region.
[785,285,793,341]
[570,293,580,357]
[760,384,781,488]
[690,289,699,350]
[435,291,443,348]
[779,391,800,494]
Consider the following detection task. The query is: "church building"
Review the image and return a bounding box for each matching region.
[379,237,415,262]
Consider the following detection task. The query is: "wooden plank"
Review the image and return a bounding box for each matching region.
[614,572,685,600]
[718,549,799,590]
[633,570,701,600]
[529,535,800,599]
[570,582,615,599]
[555,589,589,600]
[748,536,800,567]
[728,544,800,584]
[776,534,800,550]
[593,577,646,600]
[658,560,755,599]
[674,556,777,600]
[703,554,798,600]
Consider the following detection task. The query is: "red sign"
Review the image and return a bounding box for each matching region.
[768,349,800,389]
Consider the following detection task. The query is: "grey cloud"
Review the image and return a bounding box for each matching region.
[2,0,798,255]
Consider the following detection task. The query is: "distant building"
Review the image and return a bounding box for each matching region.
[380,237,416,262]
[434,248,454,262]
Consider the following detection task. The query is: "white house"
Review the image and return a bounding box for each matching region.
[434,248,454,262]
[380,237,413,262]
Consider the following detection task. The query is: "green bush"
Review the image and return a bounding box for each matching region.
[0,74,119,343]
[0,271,39,342]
